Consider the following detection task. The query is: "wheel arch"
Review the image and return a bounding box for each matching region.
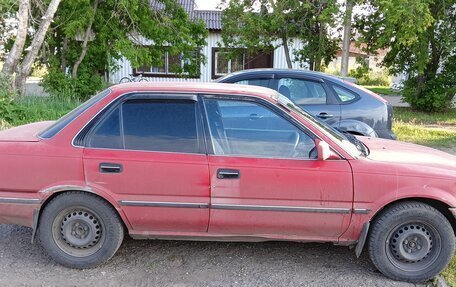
[32,188,132,243]
[369,197,456,236]
[335,119,377,137]
[355,197,456,257]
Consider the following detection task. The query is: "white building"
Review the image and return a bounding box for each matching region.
[110,0,308,84]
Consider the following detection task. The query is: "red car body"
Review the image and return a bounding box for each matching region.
[0,83,455,279]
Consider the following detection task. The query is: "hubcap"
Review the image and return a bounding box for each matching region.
[52,208,105,257]
[61,211,102,249]
[386,222,441,272]
[390,224,432,263]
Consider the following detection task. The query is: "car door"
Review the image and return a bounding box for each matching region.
[202,96,353,241]
[82,94,210,233]
[270,76,342,127]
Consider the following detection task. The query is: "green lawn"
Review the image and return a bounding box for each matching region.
[363,85,401,96]
[393,107,456,149]
[394,107,456,125]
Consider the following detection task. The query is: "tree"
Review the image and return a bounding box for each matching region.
[0,0,62,94]
[42,0,207,99]
[355,0,456,111]
[220,0,340,71]
[1,0,29,76]
[341,0,354,77]
[14,0,62,94]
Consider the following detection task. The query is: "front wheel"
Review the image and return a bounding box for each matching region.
[368,201,455,282]
[38,192,124,268]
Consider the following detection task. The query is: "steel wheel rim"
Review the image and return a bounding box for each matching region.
[52,207,106,257]
[385,220,442,272]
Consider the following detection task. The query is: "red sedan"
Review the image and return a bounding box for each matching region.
[0,83,454,282]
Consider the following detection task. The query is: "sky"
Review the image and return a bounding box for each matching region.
[195,0,221,10]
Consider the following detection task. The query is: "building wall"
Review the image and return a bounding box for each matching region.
[109,32,308,84]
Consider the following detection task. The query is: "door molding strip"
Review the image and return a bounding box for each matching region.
[118,200,351,214]
[119,200,209,209]
[211,203,351,214]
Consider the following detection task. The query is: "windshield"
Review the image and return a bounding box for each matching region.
[274,93,365,157]
[39,89,111,139]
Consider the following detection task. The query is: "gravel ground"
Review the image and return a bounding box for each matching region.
[0,225,425,287]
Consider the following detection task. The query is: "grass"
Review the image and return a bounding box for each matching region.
[10,96,80,127]
[442,258,456,287]
[394,107,456,126]
[393,121,456,148]
[393,107,456,149]
[363,85,401,96]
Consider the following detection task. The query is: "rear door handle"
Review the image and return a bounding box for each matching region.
[317,112,334,119]
[99,163,123,173]
[217,169,240,179]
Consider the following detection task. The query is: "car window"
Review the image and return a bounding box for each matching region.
[87,107,122,149]
[87,99,199,153]
[204,99,316,159]
[333,85,358,102]
[122,100,199,153]
[273,78,327,105]
[234,78,270,88]
[40,89,111,139]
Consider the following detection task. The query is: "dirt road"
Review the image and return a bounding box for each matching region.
[0,224,425,287]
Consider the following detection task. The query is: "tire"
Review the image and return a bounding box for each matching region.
[119,77,130,83]
[38,192,124,269]
[368,201,455,282]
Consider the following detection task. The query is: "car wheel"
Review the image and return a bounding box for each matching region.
[368,201,455,282]
[38,192,124,268]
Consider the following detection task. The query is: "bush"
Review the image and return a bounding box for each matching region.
[402,76,455,112]
[42,68,105,101]
[349,69,390,86]
[0,74,25,124]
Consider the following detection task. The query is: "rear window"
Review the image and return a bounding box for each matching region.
[39,89,111,139]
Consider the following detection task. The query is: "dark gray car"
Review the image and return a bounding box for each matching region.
[217,69,396,139]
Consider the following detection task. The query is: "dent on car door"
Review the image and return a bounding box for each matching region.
[81,96,210,233]
[202,97,353,241]
[272,77,342,127]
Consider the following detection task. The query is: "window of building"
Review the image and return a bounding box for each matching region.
[212,49,245,78]
[135,49,200,78]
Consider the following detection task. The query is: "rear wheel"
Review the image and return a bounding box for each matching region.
[119,77,130,83]
[368,201,455,282]
[38,192,124,268]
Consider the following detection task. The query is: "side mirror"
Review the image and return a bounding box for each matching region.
[315,139,331,161]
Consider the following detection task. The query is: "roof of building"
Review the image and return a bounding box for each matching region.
[194,10,222,31]
[150,0,222,31]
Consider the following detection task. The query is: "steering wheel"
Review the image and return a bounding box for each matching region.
[287,132,301,157]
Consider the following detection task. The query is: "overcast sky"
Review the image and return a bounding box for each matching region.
[195,0,221,10]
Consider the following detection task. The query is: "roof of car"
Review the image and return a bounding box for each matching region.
[110,82,279,100]
[217,68,346,83]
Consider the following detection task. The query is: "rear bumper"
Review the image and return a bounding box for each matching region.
[0,197,41,228]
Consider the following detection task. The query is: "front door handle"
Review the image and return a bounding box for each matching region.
[99,163,123,173]
[317,112,334,119]
[217,169,240,179]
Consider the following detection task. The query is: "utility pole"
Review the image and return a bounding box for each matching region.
[341,0,353,77]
